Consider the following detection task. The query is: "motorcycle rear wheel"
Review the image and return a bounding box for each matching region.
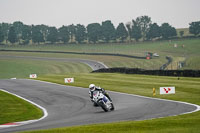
[110,103,115,111]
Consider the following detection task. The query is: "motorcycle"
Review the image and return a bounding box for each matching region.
[92,91,114,112]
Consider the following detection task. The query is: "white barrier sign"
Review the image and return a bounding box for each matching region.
[64,78,74,83]
[29,74,37,78]
[160,87,175,94]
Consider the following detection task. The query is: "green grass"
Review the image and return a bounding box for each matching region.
[0,90,43,124]
[1,38,200,69]
[0,58,92,79]
[21,73,200,133]
[0,51,167,70]
[185,57,200,70]
[0,38,199,56]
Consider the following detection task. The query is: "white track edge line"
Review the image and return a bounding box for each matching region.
[0,89,48,128]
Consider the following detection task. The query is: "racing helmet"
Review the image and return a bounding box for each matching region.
[89,84,95,91]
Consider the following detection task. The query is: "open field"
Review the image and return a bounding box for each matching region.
[0,58,92,79]
[0,51,166,74]
[1,38,200,69]
[1,38,199,56]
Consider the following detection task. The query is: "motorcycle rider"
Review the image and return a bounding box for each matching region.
[89,84,112,105]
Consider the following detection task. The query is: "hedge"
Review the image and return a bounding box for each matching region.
[92,68,200,77]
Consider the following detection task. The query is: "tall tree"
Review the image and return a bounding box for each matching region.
[31,25,44,44]
[39,24,49,41]
[189,21,200,36]
[8,26,17,44]
[0,25,4,43]
[101,20,116,42]
[136,15,152,40]
[160,23,177,39]
[47,27,58,43]
[13,21,24,43]
[68,24,76,43]
[0,23,11,44]
[21,25,31,44]
[87,23,102,43]
[146,23,161,40]
[75,24,87,44]
[131,20,142,41]
[116,23,128,42]
[58,25,70,43]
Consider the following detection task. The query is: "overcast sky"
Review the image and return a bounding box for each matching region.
[0,0,199,28]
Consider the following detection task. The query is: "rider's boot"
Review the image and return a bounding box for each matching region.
[105,93,112,102]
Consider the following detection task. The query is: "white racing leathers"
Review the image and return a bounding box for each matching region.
[91,90,114,112]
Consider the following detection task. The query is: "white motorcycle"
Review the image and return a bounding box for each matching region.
[92,91,114,112]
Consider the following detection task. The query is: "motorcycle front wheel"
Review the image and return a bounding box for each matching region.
[98,101,109,112]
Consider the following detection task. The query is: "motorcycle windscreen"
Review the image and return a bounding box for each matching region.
[93,91,98,96]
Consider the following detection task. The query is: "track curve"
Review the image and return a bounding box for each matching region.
[0,79,199,133]
[0,55,108,71]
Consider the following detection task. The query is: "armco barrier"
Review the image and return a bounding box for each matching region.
[92,68,200,77]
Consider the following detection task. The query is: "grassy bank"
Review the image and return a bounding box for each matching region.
[0,58,92,79]
[0,90,43,125]
[0,51,166,71]
[1,38,200,69]
[1,39,200,56]
[20,73,200,133]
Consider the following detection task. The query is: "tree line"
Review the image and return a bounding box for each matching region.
[0,15,200,45]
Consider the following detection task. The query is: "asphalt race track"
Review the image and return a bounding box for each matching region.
[0,79,198,133]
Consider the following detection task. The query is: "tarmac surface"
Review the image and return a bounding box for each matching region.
[0,79,198,133]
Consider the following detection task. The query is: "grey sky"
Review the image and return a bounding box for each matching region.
[0,0,199,28]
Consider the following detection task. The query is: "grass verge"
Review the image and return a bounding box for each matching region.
[0,90,43,125]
